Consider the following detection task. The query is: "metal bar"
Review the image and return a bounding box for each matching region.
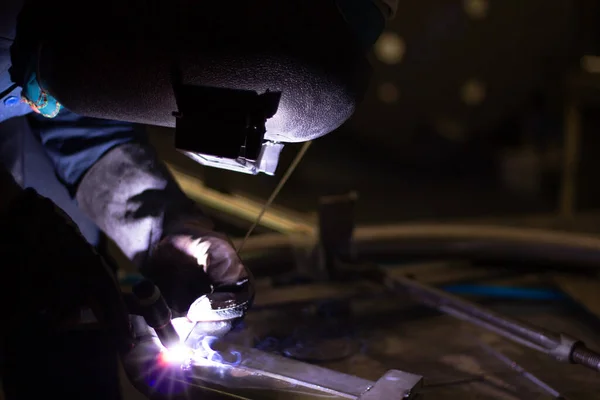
[124,333,414,399]
[182,342,374,399]
[123,325,420,400]
[357,370,422,399]
[382,274,562,351]
[148,341,423,400]
[438,306,549,354]
[478,341,563,398]
[383,271,600,372]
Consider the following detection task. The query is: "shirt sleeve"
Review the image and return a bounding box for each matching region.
[27,108,145,194]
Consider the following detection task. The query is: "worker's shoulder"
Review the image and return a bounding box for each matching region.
[373,0,398,18]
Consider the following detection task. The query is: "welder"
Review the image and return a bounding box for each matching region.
[0,0,397,398]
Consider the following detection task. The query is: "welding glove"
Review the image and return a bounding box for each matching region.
[142,231,251,314]
[75,142,253,331]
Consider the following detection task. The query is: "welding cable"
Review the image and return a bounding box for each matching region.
[234,224,600,270]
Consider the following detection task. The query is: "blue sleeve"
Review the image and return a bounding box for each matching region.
[27,108,146,194]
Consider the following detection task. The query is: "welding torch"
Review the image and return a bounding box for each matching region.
[126,277,253,352]
[130,279,181,349]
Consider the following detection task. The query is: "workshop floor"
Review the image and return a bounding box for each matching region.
[228,297,600,400]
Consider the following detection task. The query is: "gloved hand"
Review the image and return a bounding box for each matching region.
[75,142,254,337]
[141,228,253,324]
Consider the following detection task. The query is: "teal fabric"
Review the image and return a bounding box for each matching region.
[337,0,386,49]
[22,64,62,118]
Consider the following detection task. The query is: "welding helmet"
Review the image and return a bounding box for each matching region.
[11,0,393,175]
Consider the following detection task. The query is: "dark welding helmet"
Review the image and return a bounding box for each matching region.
[11,0,390,175]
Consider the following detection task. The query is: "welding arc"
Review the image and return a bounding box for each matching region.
[237,141,312,254]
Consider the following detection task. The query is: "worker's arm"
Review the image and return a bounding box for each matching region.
[30,108,249,318]
[27,108,146,194]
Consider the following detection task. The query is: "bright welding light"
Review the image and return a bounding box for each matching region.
[171,317,195,338]
[159,345,194,366]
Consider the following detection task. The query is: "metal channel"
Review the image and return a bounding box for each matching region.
[180,342,374,399]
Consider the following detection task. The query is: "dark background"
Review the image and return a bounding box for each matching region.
[149,0,600,230]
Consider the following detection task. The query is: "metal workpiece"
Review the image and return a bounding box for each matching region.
[122,319,422,400]
[180,342,422,399]
[189,341,371,398]
[385,272,600,372]
[357,370,423,399]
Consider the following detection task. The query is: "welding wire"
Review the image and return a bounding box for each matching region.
[237,141,313,254]
[478,341,564,399]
